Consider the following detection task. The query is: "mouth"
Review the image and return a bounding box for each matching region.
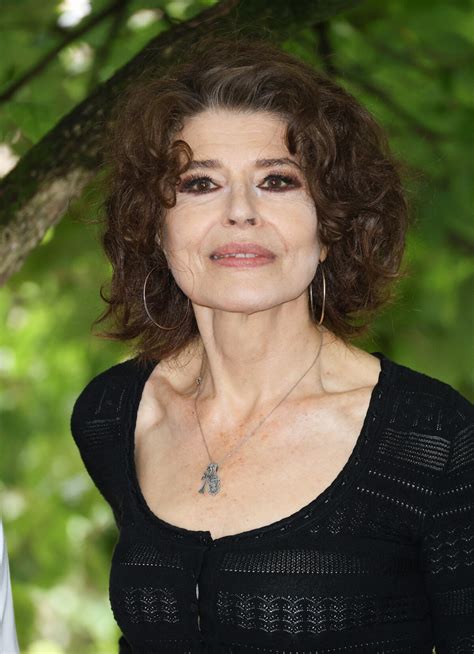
[209,242,276,268]
[209,252,275,268]
[210,253,270,260]
[209,242,276,259]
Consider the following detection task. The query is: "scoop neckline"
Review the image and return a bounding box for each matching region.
[125,351,395,547]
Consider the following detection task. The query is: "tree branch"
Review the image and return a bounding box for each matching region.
[0,0,129,104]
[371,38,474,76]
[340,65,442,142]
[87,0,130,92]
[311,21,441,142]
[315,22,338,76]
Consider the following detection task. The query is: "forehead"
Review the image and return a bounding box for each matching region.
[176,109,290,155]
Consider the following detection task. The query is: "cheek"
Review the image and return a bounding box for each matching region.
[262,188,316,210]
[173,192,222,211]
[168,191,318,243]
[166,195,220,239]
[165,204,208,246]
[273,196,318,237]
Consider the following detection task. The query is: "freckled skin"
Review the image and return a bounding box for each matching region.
[156,107,364,417]
[135,111,383,533]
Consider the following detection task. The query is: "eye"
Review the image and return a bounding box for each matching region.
[178,175,216,194]
[177,172,300,195]
[260,174,299,191]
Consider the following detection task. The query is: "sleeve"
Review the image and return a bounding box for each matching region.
[0,521,20,654]
[118,634,134,653]
[420,388,474,653]
[70,365,131,530]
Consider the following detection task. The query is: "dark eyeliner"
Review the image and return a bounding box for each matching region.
[178,172,300,194]
[262,174,299,190]
[178,174,215,193]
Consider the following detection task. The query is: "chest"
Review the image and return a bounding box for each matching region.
[133,387,373,541]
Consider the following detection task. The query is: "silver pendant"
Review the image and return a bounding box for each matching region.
[198,462,220,494]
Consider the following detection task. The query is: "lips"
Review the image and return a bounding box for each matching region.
[210,242,275,259]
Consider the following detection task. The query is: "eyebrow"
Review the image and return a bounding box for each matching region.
[185,158,302,171]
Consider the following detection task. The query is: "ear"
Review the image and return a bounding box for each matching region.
[320,245,328,263]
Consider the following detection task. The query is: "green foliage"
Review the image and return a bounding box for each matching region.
[1,0,473,652]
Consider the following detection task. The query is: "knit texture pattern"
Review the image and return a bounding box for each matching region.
[70,353,474,653]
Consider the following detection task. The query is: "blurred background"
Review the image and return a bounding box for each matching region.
[1,0,473,652]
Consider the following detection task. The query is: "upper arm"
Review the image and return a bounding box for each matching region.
[118,634,133,653]
[420,388,474,652]
[70,365,131,529]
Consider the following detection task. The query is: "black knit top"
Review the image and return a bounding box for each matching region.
[70,351,474,654]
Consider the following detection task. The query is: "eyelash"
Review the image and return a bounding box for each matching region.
[178,173,300,194]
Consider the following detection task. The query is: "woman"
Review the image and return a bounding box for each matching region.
[71,34,474,653]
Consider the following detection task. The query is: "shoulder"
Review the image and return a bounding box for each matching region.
[388,354,467,403]
[70,357,152,445]
[386,354,471,413]
[382,354,473,470]
[69,357,156,527]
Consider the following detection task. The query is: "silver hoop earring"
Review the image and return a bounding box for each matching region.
[143,266,190,330]
[310,262,326,325]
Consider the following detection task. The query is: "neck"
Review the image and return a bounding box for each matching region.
[197,326,326,410]
[181,294,348,418]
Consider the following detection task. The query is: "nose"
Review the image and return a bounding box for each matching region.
[225,182,258,226]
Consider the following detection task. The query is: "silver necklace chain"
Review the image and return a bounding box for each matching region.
[194,334,324,494]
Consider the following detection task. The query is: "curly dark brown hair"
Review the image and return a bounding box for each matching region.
[93,32,411,365]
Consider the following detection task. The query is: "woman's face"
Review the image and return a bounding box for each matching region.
[162,108,326,314]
